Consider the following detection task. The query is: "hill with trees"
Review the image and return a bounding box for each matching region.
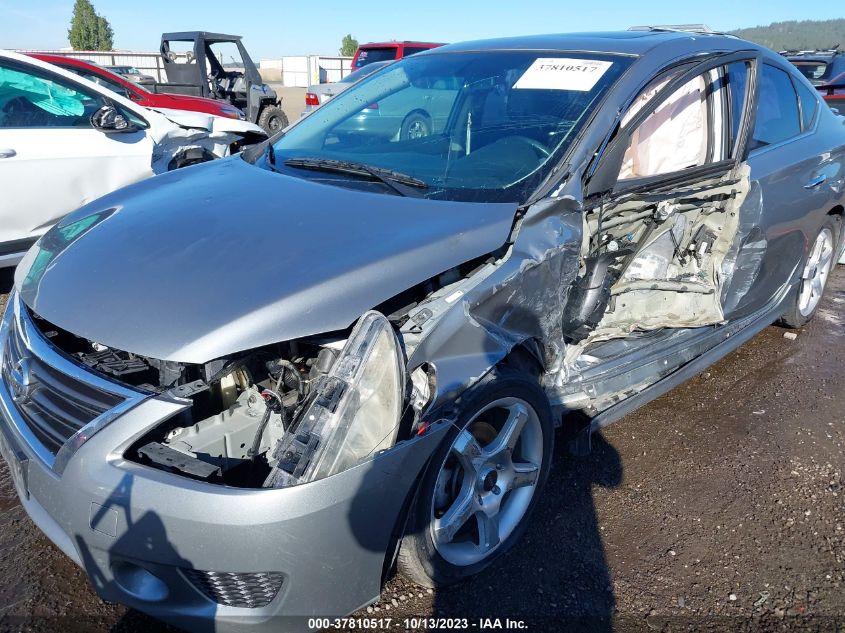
[730,19,845,51]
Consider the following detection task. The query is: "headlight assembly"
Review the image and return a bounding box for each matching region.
[264,311,405,487]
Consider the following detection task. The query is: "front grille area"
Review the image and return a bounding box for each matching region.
[183,569,284,608]
[1,305,125,456]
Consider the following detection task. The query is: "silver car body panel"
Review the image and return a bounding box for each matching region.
[15,157,517,363]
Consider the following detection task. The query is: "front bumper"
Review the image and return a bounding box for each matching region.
[0,293,447,631]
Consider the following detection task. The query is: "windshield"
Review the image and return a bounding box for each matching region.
[269,51,632,203]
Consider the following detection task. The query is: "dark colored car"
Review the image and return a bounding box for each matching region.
[351,40,443,69]
[105,64,156,86]
[2,30,844,632]
[819,70,845,115]
[30,54,245,120]
[784,48,845,86]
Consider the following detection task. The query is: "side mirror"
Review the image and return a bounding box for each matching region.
[90,104,138,133]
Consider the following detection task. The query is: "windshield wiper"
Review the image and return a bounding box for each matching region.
[283,157,428,197]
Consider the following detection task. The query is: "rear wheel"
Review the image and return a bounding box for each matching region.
[398,369,553,587]
[780,219,837,328]
[257,105,289,134]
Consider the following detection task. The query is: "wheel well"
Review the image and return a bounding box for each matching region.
[828,205,844,244]
[167,147,216,171]
[403,109,431,125]
[498,339,545,380]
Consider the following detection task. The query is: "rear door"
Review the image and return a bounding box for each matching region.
[724,61,840,316]
[0,58,154,257]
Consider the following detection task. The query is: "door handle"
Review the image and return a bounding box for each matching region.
[0,149,16,159]
[804,175,826,189]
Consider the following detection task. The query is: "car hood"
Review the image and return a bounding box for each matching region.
[15,157,517,364]
[152,108,263,137]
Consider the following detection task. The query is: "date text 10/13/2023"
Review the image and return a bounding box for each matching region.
[308,617,529,630]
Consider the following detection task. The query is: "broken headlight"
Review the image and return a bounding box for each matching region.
[264,311,405,487]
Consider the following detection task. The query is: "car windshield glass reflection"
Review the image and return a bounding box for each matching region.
[270,51,633,202]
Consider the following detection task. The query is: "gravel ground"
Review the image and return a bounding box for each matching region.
[0,267,843,633]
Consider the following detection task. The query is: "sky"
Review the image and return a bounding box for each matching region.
[2,0,844,60]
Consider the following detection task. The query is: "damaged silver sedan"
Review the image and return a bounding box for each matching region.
[1,30,844,631]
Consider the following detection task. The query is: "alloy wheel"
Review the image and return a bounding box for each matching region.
[430,397,543,566]
[798,228,834,317]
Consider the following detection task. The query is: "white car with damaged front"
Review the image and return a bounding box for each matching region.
[0,50,266,268]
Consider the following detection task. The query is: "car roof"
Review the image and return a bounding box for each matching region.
[359,41,444,48]
[30,53,87,66]
[28,54,135,82]
[162,32,242,42]
[433,30,750,57]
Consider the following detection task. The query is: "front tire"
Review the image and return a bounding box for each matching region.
[257,105,289,133]
[398,368,553,587]
[780,218,838,328]
[400,112,431,141]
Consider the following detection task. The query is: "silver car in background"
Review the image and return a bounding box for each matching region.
[106,64,156,86]
[1,29,844,632]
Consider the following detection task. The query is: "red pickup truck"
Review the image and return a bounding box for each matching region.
[29,54,245,119]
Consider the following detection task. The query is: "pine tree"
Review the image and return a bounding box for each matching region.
[68,0,114,51]
[340,34,359,57]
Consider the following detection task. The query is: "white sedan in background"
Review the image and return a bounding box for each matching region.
[0,50,266,268]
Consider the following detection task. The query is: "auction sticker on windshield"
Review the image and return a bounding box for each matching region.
[514,58,613,91]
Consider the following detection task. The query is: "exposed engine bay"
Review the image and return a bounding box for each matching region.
[115,328,420,490]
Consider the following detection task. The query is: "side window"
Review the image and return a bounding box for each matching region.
[403,47,429,57]
[750,64,800,150]
[794,78,819,131]
[726,62,749,152]
[619,72,711,180]
[0,62,104,128]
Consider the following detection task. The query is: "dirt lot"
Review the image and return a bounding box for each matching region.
[0,267,843,632]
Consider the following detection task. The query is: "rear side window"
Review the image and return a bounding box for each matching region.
[403,47,430,57]
[354,47,397,68]
[750,64,800,150]
[794,79,819,130]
